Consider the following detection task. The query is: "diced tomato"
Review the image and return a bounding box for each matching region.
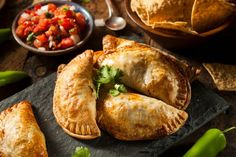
[39,18,51,26]
[60,18,74,30]
[30,11,37,17]
[48,3,57,12]
[24,9,32,14]
[39,13,46,19]
[16,25,26,38]
[33,23,49,33]
[33,18,51,33]
[58,37,74,49]
[51,17,59,25]
[31,16,40,24]
[75,12,85,31]
[33,39,43,48]
[45,30,52,37]
[65,10,74,18]
[33,25,42,33]
[23,26,34,37]
[34,4,42,11]
[36,34,48,43]
[45,25,59,37]
[22,21,33,27]
[18,16,28,25]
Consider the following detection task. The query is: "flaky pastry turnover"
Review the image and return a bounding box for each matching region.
[97,92,188,141]
[53,50,101,139]
[96,35,191,110]
[0,101,48,157]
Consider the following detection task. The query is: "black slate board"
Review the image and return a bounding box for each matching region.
[0,73,230,157]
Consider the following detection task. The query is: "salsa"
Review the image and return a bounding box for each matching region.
[16,3,86,51]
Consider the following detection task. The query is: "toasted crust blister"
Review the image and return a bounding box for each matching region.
[97,92,188,141]
[53,50,101,139]
[98,35,191,110]
[0,101,48,157]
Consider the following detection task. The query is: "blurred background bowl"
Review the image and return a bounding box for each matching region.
[12,0,94,56]
[125,0,232,50]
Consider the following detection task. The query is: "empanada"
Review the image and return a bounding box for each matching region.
[96,35,191,110]
[0,101,48,157]
[97,92,188,141]
[53,50,101,139]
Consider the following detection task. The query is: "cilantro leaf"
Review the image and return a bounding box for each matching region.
[95,66,126,98]
[45,12,53,19]
[109,66,123,83]
[114,84,127,92]
[109,84,127,96]
[96,82,101,98]
[109,89,120,96]
[26,32,36,42]
[71,146,90,157]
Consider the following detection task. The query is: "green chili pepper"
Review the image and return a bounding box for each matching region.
[183,126,236,157]
[0,28,11,44]
[0,71,28,87]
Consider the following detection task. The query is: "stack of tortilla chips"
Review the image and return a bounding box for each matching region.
[131,0,235,34]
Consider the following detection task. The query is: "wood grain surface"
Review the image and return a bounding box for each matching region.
[0,0,236,156]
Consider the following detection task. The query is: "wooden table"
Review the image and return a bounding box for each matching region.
[0,0,236,156]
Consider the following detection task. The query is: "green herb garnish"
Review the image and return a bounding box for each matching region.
[45,12,53,18]
[109,84,127,96]
[95,66,127,98]
[71,146,90,157]
[114,84,127,92]
[26,32,36,42]
[109,88,120,96]
[55,34,61,41]
[63,7,69,11]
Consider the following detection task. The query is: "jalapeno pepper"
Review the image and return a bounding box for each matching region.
[0,28,11,44]
[0,71,28,87]
[184,126,236,157]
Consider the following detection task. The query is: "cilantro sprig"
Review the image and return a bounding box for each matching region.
[95,66,127,97]
[71,146,90,157]
[26,32,36,43]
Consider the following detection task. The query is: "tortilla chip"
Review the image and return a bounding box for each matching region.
[131,0,235,34]
[191,0,235,33]
[131,0,196,33]
[203,63,236,91]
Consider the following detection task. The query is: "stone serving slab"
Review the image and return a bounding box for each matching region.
[0,73,230,157]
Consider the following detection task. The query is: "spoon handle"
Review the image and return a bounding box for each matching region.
[105,0,114,18]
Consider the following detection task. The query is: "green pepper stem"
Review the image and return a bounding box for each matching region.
[223,126,236,133]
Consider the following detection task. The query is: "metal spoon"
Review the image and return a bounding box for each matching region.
[104,0,126,31]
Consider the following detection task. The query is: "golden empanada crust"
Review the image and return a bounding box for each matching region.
[97,92,188,141]
[53,50,101,139]
[97,35,191,110]
[0,101,48,157]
